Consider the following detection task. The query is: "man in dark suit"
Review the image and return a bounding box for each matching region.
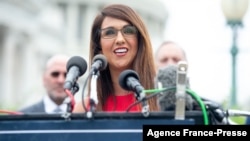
[19,54,70,114]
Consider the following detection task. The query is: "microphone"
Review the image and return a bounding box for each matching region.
[64,56,87,90]
[156,64,194,112]
[90,54,108,74]
[119,70,149,117]
[87,54,108,116]
[119,70,144,98]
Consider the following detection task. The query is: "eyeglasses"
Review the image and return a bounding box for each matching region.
[50,71,67,78]
[100,25,138,39]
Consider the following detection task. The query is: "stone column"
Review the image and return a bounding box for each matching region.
[1,29,17,109]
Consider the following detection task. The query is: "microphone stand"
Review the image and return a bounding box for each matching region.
[224,109,250,125]
[87,71,99,119]
[138,91,150,117]
[67,83,79,112]
[63,83,79,120]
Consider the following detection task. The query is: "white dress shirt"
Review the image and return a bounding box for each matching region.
[43,95,67,114]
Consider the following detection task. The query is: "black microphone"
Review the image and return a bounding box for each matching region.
[156,64,194,111]
[119,70,144,99]
[90,54,108,73]
[64,56,87,90]
[119,69,149,116]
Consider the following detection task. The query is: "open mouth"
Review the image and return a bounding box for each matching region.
[114,48,128,55]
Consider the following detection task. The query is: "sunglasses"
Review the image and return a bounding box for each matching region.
[50,71,67,78]
[100,25,138,39]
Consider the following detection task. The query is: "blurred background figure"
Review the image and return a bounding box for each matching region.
[154,41,187,71]
[19,54,70,114]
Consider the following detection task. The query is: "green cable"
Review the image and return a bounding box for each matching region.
[186,89,209,125]
[143,88,209,125]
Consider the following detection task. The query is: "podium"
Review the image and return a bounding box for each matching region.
[0,111,208,141]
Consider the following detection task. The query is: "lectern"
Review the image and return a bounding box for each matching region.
[0,111,208,141]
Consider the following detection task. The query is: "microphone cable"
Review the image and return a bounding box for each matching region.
[64,89,76,112]
[125,88,166,112]
[126,87,209,125]
[185,88,209,125]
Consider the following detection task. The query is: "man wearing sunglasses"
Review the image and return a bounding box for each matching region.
[19,54,70,114]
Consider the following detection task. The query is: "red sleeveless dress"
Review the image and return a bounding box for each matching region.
[103,93,140,112]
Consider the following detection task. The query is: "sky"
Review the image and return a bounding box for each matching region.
[160,0,250,109]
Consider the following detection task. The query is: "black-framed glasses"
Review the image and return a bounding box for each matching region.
[50,71,67,78]
[100,25,138,39]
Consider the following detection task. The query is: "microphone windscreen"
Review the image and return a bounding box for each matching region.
[93,54,108,71]
[156,65,194,111]
[67,56,87,76]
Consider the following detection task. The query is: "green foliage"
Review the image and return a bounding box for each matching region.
[219,99,248,124]
[229,117,246,125]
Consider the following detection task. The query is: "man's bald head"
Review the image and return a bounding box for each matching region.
[45,54,70,72]
[43,54,70,105]
[155,41,187,71]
